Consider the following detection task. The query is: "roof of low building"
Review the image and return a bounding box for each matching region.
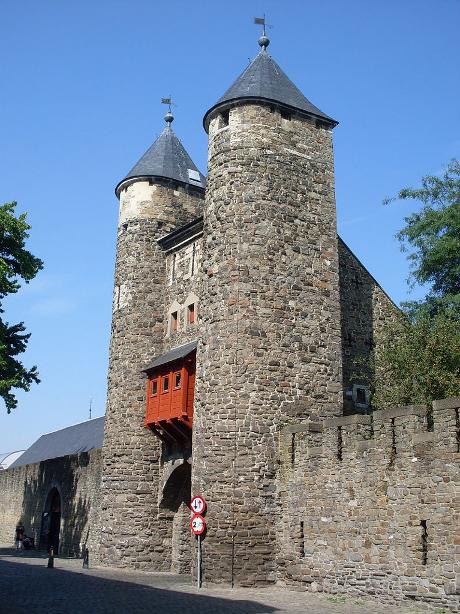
[9,417,105,469]
[143,341,198,372]
[203,38,337,131]
[116,115,206,196]
[0,450,25,470]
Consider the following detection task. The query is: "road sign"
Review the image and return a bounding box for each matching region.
[190,514,206,536]
[190,495,206,515]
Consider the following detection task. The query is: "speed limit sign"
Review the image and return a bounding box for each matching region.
[190,495,206,515]
[190,514,206,536]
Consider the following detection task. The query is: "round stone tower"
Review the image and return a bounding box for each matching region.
[99,111,205,568]
[193,36,343,585]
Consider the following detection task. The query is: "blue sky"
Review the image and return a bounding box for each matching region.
[1,0,459,452]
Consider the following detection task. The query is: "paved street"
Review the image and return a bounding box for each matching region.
[0,549,438,614]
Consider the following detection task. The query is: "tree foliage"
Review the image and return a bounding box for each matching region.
[372,160,460,408]
[0,202,43,413]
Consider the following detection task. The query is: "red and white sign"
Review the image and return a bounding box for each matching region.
[190,495,207,515]
[190,514,206,535]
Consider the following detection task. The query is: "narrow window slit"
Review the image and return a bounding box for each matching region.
[420,520,428,565]
[299,521,305,558]
[337,426,343,461]
[291,433,296,466]
[389,418,396,466]
[455,408,460,453]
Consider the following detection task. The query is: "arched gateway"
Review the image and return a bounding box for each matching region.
[40,487,61,553]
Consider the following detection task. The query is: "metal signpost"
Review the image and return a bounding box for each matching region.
[190,496,207,588]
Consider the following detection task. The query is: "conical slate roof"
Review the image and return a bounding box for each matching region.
[116,122,206,196]
[203,47,337,132]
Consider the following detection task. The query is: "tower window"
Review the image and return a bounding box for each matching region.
[280,109,292,121]
[151,379,158,396]
[171,311,178,332]
[187,303,195,325]
[162,376,169,393]
[220,110,229,127]
[356,387,366,405]
[174,372,182,389]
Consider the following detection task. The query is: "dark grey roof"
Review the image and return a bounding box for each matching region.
[9,417,105,468]
[157,216,204,252]
[116,125,206,196]
[203,49,337,131]
[143,341,198,372]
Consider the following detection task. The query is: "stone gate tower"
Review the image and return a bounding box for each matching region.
[193,34,343,585]
[99,111,205,567]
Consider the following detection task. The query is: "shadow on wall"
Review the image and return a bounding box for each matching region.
[18,454,90,558]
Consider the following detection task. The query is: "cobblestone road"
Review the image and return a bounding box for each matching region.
[0,549,436,614]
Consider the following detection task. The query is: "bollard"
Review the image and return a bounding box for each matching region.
[82,547,89,569]
[47,546,54,568]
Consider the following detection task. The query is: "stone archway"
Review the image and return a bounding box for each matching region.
[40,487,61,553]
[159,462,191,573]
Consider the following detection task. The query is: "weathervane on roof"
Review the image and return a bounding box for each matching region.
[254,15,271,50]
[161,97,175,125]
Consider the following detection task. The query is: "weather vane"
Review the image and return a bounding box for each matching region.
[161,96,176,124]
[254,15,272,49]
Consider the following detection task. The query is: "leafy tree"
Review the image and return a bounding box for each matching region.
[0,202,43,413]
[370,160,460,408]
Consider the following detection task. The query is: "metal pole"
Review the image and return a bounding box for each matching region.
[197,534,202,588]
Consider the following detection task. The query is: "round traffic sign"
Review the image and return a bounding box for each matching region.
[190,495,207,515]
[190,514,206,536]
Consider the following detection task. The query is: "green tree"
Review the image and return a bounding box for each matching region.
[372,160,460,407]
[0,202,43,413]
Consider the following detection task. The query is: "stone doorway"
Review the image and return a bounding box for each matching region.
[159,462,192,573]
[40,487,61,553]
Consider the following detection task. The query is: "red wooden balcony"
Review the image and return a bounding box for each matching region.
[143,341,196,446]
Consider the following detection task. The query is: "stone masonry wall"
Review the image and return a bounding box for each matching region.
[193,103,344,586]
[278,398,460,612]
[338,238,399,411]
[99,179,203,569]
[0,449,102,557]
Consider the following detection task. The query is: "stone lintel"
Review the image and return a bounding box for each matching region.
[324,414,372,428]
[373,405,427,421]
[282,422,323,435]
[432,397,460,411]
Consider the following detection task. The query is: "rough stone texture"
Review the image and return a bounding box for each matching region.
[192,103,344,587]
[278,398,460,612]
[0,449,101,556]
[338,238,399,411]
[99,178,203,570]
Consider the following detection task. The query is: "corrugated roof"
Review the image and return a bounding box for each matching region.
[9,417,105,469]
[143,341,198,372]
[116,125,206,196]
[203,48,337,131]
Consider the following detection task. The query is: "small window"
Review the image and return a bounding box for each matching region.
[356,387,366,405]
[171,311,178,332]
[162,376,169,393]
[151,379,158,396]
[280,109,292,121]
[187,303,195,325]
[174,372,182,389]
[220,110,229,127]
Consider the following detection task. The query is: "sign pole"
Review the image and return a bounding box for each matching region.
[197,534,202,588]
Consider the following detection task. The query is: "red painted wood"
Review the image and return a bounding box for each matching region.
[144,352,196,433]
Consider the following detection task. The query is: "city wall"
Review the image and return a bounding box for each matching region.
[278,397,460,611]
[0,449,102,557]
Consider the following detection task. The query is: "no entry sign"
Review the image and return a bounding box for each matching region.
[190,495,206,515]
[190,514,206,536]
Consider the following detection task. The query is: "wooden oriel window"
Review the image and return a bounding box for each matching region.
[151,379,158,396]
[162,376,169,393]
[174,372,182,389]
[171,311,178,332]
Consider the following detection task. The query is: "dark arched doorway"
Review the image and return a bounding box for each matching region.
[40,487,61,553]
[159,463,191,573]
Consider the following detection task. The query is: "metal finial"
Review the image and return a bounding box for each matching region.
[254,16,270,50]
[161,97,174,125]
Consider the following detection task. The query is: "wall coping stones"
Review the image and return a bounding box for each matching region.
[324,414,372,428]
[372,405,427,420]
[432,396,460,410]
